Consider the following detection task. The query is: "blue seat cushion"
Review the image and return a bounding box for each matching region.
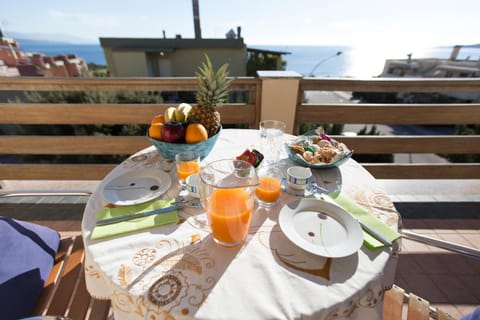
[461,306,480,320]
[0,217,60,320]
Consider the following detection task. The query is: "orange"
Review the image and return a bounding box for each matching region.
[185,123,208,144]
[149,123,163,140]
[151,114,165,125]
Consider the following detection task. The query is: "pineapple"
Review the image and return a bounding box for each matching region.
[190,55,233,137]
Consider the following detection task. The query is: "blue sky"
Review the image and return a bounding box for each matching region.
[1,0,479,47]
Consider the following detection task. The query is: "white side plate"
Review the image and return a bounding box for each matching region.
[102,168,171,206]
[279,198,363,257]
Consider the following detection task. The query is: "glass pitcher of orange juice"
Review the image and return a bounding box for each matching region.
[198,159,259,247]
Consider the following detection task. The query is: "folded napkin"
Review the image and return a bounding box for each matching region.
[91,199,179,240]
[320,192,401,249]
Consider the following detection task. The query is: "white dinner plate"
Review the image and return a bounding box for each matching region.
[279,198,363,258]
[102,167,171,206]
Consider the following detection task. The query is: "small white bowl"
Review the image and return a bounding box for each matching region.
[287,166,312,190]
[186,173,199,198]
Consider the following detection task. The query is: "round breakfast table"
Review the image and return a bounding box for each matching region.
[81,129,400,320]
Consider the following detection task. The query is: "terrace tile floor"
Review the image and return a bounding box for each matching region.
[398,218,480,319]
[1,192,479,319]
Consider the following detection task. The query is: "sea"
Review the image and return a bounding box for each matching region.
[17,41,480,78]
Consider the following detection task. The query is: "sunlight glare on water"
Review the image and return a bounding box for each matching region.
[345,46,437,78]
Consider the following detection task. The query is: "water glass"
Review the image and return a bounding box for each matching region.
[260,120,286,165]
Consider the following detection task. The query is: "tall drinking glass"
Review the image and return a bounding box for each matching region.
[175,151,200,185]
[198,159,259,247]
[260,120,286,166]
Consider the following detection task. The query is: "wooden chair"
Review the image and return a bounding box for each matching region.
[382,228,479,320]
[31,235,111,320]
[383,285,456,320]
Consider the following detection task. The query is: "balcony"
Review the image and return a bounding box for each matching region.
[1,74,479,318]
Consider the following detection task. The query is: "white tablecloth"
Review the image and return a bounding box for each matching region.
[82,129,400,320]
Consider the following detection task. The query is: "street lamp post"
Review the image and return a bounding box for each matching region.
[308,51,343,77]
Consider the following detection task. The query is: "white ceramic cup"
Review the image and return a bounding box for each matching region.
[287,166,312,190]
[185,173,199,198]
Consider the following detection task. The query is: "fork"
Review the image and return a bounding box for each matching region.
[173,194,202,207]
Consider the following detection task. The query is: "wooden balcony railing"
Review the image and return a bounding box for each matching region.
[295,78,480,179]
[0,77,261,180]
[1,76,479,181]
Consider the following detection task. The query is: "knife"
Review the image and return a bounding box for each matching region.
[95,206,183,226]
[357,219,393,247]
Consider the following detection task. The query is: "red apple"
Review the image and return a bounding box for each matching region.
[161,121,186,143]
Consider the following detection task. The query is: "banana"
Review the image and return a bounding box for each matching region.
[179,103,192,122]
[174,106,185,122]
[175,103,192,123]
[164,107,177,122]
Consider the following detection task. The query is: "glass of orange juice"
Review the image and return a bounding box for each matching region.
[198,159,259,247]
[175,151,200,185]
[255,166,283,207]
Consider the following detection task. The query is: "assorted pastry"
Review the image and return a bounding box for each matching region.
[287,127,351,165]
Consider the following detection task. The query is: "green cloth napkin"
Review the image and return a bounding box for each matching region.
[321,192,401,249]
[91,198,179,240]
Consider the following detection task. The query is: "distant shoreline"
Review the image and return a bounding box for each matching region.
[18,40,107,66]
[14,40,480,77]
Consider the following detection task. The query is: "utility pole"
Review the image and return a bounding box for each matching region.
[192,0,202,39]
